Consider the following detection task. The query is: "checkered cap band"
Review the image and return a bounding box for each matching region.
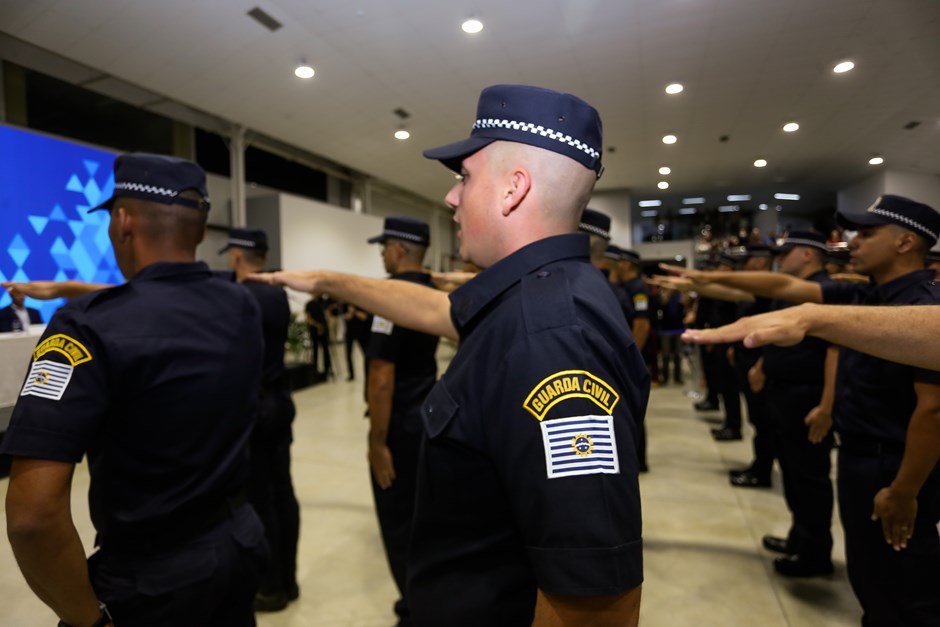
[115,181,179,198]
[579,222,610,239]
[868,207,938,242]
[227,238,258,249]
[474,118,601,161]
[781,238,828,252]
[384,229,427,244]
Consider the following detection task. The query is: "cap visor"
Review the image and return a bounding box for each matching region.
[218,244,232,254]
[422,136,495,173]
[366,234,385,244]
[88,197,114,213]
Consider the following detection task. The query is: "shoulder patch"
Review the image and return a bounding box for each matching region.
[33,334,93,366]
[371,315,394,335]
[523,370,620,421]
[21,361,74,401]
[633,294,649,311]
[540,415,620,478]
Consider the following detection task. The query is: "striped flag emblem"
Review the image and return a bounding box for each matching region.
[540,415,619,479]
[21,360,74,401]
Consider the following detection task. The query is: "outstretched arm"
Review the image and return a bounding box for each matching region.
[250,270,457,341]
[3,281,112,301]
[658,264,822,303]
[683,304,940,371]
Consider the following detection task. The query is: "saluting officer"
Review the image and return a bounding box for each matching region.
[255,84,649,626]
[364,216,440,626]
[578,208,636,326]
[1,154,266,626]
[220,227,301,611]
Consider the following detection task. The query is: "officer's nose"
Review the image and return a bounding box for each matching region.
[444,184,461,213]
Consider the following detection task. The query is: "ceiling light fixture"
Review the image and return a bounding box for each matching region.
[678,207,697,215]
[662,134,677,144]
[658,181,669,190]
[783,122,800,132]
[641,210,659,218]
[833,60,855,73]
[754,158,768,168]
[869,156,884,165]
[659,166,671,175]
[718,205,740,213]
[774,193,800,201]
[727,194,751,202]
[294,62,315,79]
[461,18,483,33]
[394,129,410,140]
[638,200,662,207]
[665,83,684,95]
[682,197,705,205]
[759,204,769,210]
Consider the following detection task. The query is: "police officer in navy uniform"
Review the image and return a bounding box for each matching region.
[220,227,301,611]
[824,197,940,625]
[578,209,636,327]
[703,254,743,441]
[758,232,837,576]
[1,153,266,627]
[257,84,649,626]
[364,216,440,627]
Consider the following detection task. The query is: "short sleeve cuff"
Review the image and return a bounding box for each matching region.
[527,539,643,596]
[0,424,86,463]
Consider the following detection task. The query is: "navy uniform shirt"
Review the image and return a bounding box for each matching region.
[366,271,439,434]
[601,269,635,325]
[762,270,832,384]
[823,269,940,444]
[241,281,290,393]
[0,262,263,547]
[407,234,649,626]
[622,276,651,327]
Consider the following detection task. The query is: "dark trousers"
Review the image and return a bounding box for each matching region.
[713,345,741,430]
[371,426,422,627]
[249,391,300,598]
[90,505,267,627]
[838,445,940,626]
[699,344,720,406]
[735,350,773,478]
[659,332,683,383]
[309,326,332,376]
[766,380,833,560]
[345,329,368,380]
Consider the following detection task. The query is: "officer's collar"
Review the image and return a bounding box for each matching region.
[131,261,212,282]
[449,233,589,334]
[866,268,935,304]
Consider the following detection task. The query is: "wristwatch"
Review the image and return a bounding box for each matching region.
[58,601,112,627]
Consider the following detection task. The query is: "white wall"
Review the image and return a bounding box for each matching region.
[884,171,940,208]
[635,240,696,265]
[838,172,886,214]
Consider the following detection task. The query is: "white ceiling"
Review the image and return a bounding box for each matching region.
[2,0,939,206]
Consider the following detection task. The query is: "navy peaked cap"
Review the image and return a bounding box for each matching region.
[620,249,641,264]
[579,208,611,240]
[423,84,604,178]
[91,153,210,212]
[836,195,940,247]
[219,227,268,254]
[367,216,430,246]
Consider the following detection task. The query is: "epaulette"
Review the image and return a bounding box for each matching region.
[520,267,576,334]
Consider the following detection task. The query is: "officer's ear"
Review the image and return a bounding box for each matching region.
[501,167,531,217]
[114,206,134,243]
[896,230,916,255]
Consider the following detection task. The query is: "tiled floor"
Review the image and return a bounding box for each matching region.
[0,347,861,626]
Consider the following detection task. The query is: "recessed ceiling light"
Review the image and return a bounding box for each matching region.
[678,207,697,215]
[682,197,705,205]
[727,194,751,201]
[774,193,800,201]
[718,205,740,213]
[833,60,855,74]
[462,18,483,33]
[658,181,669,190]
[759,204,769,210]
[394,129,410,140]
[665,83,684,95]
[754,158,768,168]
[662,134,677,144]
[869,156,884,165]
[638,200,662,207]
[641,210,659,218]
[294,64,315,79]
[659,166,671,175]
[783,122,800,133]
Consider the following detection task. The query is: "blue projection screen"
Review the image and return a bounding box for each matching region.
[0,125,124,321]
